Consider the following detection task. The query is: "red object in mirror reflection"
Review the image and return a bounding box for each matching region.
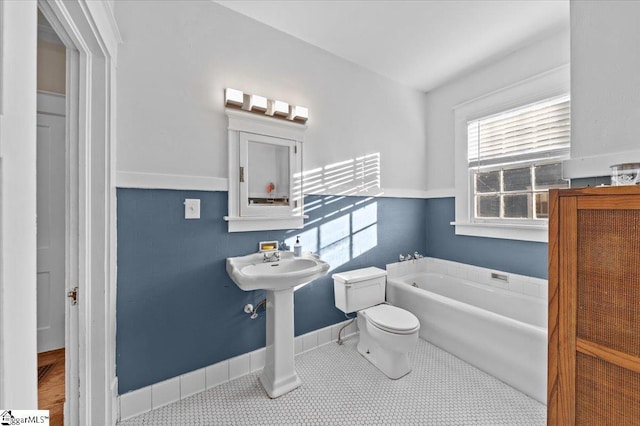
[266,182,275,194]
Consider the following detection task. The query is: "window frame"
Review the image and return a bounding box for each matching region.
[452,65,570,243]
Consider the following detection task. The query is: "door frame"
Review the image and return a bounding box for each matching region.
[0,1,119,424]
[38,2,120,424]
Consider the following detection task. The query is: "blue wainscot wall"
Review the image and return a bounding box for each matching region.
[424,197,548,279]
[116,189,426,393]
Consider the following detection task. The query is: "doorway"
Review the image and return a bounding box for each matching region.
[36,10,66,426]
[0,2,116,423]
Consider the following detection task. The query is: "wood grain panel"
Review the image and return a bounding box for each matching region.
[578,195,640,210]
[576,353,640,425]
[549,187,640,425]
[548,380,558,426]
[577,339,640,374]
[547,189,560,423]
[556,185,640,197]
[558,196,577,426]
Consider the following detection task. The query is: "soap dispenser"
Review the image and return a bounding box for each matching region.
[293,236,302,257]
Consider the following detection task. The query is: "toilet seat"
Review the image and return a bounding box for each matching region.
[362,304,419,335]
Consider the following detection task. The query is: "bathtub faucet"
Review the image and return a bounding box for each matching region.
[399,252,424,262]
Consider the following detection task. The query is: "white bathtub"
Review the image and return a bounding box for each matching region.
[387,267,547,404]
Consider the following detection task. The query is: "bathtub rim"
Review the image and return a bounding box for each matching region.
[387,274,548,333]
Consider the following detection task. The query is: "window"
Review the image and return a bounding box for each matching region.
[453,65,570,242]
[469,95,570,222]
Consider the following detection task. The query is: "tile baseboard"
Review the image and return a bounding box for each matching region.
[118,319,357,421]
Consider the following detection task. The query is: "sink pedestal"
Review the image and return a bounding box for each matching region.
[259,287,301,398]
[225,251,330,398]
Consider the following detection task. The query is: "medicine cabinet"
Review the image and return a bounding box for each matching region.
[224,109,305,232]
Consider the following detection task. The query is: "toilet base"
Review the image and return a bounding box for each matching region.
[356,315,417,380]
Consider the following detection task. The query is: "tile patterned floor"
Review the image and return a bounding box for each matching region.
[119,337,545,425]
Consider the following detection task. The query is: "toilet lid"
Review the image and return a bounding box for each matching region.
[364,304,420,334]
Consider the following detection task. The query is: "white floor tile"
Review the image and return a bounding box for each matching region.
[228,353,250,380]
[205,361,228,389]
[151,377,180,409]
[249,348,266,372]
[317,327,332,347]
[180,368,206,399]
[302,331,318,352]
[330,323,342,342]
[119,387,151,421]
[119,338,545,425]
[294,335,304,355]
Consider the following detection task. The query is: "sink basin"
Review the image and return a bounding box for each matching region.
[226,251,330,291]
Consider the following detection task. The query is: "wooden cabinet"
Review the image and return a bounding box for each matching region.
[548,186,640,425]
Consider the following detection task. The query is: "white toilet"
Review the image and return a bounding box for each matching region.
[333,267,420,379]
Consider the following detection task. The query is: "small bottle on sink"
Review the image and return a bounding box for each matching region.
[293,236,302,257]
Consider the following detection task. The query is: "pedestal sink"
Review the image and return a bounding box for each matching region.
[226,251,330,398]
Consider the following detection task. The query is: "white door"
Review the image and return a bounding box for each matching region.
[36,94,66,353]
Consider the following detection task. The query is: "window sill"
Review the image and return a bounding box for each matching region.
[450,221,548,243]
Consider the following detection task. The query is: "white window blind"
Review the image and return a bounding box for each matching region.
[468,95,570,168]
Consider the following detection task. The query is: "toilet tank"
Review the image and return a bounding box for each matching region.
[333,267,387,313]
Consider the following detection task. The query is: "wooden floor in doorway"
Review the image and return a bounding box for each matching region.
[38,348,64,426]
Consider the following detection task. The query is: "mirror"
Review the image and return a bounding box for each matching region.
[239,132,296,218]
[247,140,290,206]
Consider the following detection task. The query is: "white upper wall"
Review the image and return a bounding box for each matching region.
[563,0,640,178]
[115,0,428,196]
[423,30,570,193]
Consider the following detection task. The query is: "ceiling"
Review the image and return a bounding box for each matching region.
[215,0,569,92]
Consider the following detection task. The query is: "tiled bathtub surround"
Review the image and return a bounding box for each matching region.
[119,320,357,421]
[387,257,548,300]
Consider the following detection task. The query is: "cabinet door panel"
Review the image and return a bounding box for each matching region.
[576,353,640,425]
[576,209,640,357]
[550,189,640,425]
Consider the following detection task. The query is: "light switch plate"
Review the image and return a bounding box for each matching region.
[184,198,200,219]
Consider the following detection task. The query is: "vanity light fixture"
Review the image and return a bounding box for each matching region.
[269,100,290,117]
[224,88,309,123]
[225,88,244,107]
[289,105,309,123]
[249,94,268,112]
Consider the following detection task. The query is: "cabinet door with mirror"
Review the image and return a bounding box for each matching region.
[239,132,298,217]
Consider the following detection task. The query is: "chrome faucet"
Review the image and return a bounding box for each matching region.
[263,251,281,263]
[399,252,424,262]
